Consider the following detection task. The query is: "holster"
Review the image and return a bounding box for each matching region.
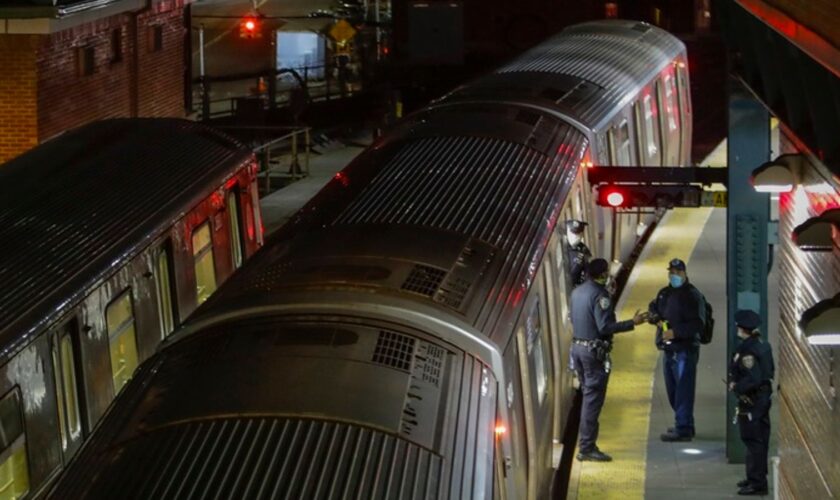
[591,339,612,362]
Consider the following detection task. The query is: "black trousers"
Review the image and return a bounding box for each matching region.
[572,343,609,452]
[738,392,771,489]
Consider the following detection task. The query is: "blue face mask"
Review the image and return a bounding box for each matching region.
[669,273,685,288]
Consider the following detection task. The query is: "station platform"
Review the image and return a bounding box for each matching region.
[568,142,780,499]
[259,133,369,233]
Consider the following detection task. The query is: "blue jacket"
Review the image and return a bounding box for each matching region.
[648,282,706,351]
[570,279,635,341]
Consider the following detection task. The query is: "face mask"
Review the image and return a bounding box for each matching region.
[594,276,608,286]
[669,274,685,288]
[567,232,582,246]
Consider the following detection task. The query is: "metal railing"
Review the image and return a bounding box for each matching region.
[219,126,312,194]
[193,62,363,121]
[256,126,311,193]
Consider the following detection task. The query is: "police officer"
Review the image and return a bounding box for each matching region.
[648,258,706,441]
[729,309,774,496]
[571,258,648,461]
[565,219,592,287]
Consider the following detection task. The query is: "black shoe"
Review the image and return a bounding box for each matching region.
[660,430,692,442]
[576,449,613,462]
[737,485,768,496]
[667,427,696,437]
[737,479,750,488]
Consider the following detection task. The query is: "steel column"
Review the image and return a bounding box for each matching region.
[726,77,770,462]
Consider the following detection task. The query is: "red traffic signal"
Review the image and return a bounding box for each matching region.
[596,184,703,208]
[605,190,625,207]
[239,16,262,38]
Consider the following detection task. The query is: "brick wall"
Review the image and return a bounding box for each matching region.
[35,1,186,143]
[137,3,186,117]
[37,16,132,141]
[0,36,39,163]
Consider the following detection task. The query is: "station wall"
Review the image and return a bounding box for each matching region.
[776,131,840,499]
[0,0,187,164]
[764,0,840,52]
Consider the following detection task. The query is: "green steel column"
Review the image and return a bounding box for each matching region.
[726,77,770,462]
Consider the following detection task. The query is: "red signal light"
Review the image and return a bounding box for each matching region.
[606,190,625,207]
[239,17,262,38]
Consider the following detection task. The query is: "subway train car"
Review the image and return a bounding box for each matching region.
[49,21,690,500]
[0,119,262,498]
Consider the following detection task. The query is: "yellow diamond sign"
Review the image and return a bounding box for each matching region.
[329,19,357,43]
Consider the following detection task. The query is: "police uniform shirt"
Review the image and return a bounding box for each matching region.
[730,335,775,398]
[570,279,635,341]
[566,241,592,286]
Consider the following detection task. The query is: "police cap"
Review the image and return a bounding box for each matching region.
[566,219,588,234]
[667,258,687,271]
[588,258,609,277]
[734,309,761,331]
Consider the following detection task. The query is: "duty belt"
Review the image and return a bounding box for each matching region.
[573,338,609,348]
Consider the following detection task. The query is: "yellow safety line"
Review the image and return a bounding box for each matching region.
[574,207,713,499]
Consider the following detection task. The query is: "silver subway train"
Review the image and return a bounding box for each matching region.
[50,20,691,500]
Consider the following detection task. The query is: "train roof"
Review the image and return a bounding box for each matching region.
[187,102,586,343]
[0,118,253,362]
[446,20,685,132]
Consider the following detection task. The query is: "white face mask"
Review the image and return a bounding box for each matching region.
[567,232,582,246]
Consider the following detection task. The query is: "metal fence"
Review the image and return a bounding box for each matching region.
[193,63,363,121]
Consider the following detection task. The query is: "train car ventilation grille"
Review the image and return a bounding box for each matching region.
[434,276,471,309]
[421,345,445,386]
[401,264,446,297]
[372,330,416,372]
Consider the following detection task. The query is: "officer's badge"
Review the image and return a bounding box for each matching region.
[599,297,611,310]
[742,355,755,369]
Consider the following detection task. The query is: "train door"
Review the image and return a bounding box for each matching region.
[50,318,85,461]
[634,90,663,167]
[675,62,693,164]
[499,338,529,498]
[658,72,681,166]
[153,242,177,340]
[607,120,633,166]
[516,278,555,499]
[543,235,572,460]
[227,189,244,269]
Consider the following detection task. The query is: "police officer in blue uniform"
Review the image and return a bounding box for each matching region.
[565,219,592,288]
[571,258,648,461]
[729,309,774,496]
[648,258,706,441]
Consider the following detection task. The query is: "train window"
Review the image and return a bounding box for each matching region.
[607,129,617,165]
[192,222,217,304]
[227,191,243,269]
[106,290,139,393]
[51,321,82,452]
[154,247,175,338]
[526,300,549,405]
[0,390,29,500]
[642,94,658,159]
